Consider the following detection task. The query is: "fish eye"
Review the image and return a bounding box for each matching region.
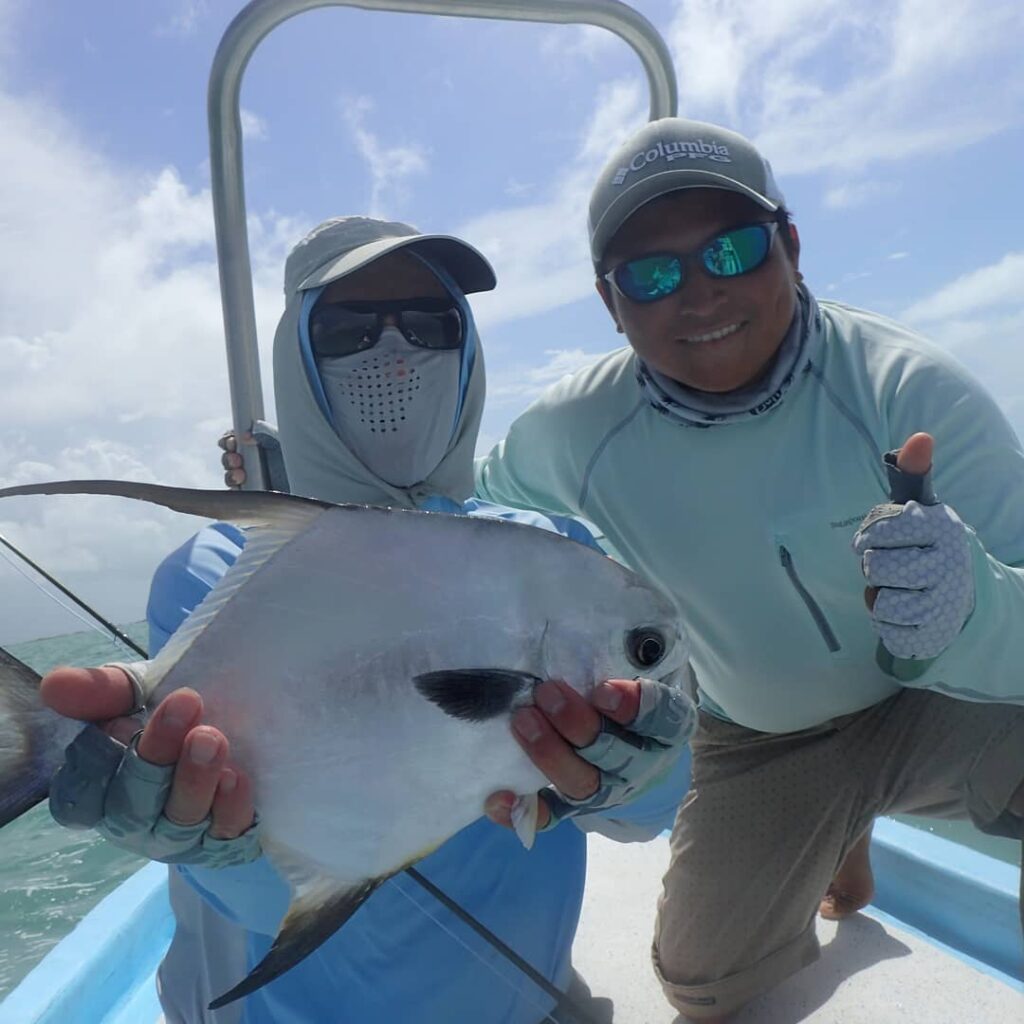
[627,628,666,669]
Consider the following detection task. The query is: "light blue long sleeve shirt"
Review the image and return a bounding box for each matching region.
[476,297,1024,729]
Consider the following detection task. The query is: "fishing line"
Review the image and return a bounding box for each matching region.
[387,877,557,1022]
[0,534,148,658]
[406,867,599,1023]
[391,871,597,1024]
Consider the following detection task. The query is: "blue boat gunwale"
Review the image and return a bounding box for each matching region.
[0,861,172,1024]
[1,819,1019,1022]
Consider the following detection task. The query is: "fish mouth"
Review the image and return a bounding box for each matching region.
[652,658,691,694]
[678,321,746,345]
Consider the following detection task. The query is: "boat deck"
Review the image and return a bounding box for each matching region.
[573,831,1022,1023]
[1,821,1020,1023]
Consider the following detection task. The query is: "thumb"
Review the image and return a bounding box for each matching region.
[40,665,137,722]
[896,432,933,477]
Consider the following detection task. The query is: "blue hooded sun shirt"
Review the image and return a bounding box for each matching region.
[146,252,690,1024]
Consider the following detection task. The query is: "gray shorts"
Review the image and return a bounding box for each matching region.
[652,689,1024,1019]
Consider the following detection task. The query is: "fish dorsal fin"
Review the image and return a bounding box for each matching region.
[413,669,540,722]
[208,852,387,1010]
[0,480,335,699]
[0,479,333,526]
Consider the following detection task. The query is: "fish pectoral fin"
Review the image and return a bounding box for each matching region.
[413,669,540,723]
[208,874,385,1010]
[510,792,540,850]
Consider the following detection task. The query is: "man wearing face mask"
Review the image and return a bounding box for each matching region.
[40,217,694,1024]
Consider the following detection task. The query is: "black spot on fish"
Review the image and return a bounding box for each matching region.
[413,669,541,722]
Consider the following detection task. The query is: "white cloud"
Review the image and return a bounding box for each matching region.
[902,252,1024,322]
[823,180,898,209]
[539,25,618,63]
[464,79,646,333]
[888,252,909,261]
[668,0,852,123]
[340,96,429,219]
[899,255,1024,441]
[240,108,268,142]
[488,348,609,406]
[667,0,1024,176]
[504,179,535,199]
[0,81,296,643]
[157,0,209,37]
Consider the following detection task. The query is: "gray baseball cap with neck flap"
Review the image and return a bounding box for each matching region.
[285,216,497,297]
[588,118,787,264]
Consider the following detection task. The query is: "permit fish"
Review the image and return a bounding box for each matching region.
[0,480,686,1008]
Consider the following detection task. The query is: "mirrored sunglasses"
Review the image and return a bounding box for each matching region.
[605,222,780,304]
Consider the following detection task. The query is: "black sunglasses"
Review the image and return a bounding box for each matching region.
[604,222,780,304]
[309,298,464,358]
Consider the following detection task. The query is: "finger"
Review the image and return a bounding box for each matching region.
[224,469,246,489]
[599,677,694,744]
[862,545,943,589]
[209,768,256,839]
[136,688,204,766]
[896,432,933,476]
[592,679,642,725]
[511,708,599,800]
[221,452,243,470]
[484,790,552,831]
[40,665,137,722]
[533,680,602,747]
[217,432,237,453]
[873,588,930,627]
[164,726,228,827]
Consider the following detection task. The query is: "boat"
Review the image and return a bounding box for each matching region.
[0,821,1020,1022]
[0,1,1021,1021]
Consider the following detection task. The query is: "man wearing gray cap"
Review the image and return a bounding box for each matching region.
[477,118,1024,1019]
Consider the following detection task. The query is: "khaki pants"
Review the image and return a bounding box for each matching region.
[652,690,1024,1019]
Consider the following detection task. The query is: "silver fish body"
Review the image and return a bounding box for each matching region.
[0,481,687,1007]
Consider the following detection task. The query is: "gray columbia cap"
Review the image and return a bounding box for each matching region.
[284,216,497,297]
[588,118,787,263]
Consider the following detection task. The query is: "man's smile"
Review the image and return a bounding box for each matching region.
[679,320,747,345]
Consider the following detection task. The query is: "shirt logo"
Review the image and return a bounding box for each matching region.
[830,512,870,529]
[612,139,732,185]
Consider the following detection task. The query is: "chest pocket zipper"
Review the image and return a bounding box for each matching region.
[778,545,841,653]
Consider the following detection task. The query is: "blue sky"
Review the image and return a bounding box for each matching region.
[0,0,1022,642]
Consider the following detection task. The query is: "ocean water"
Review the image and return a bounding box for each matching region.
[0,625,1020,1001]
[0,626,148,999]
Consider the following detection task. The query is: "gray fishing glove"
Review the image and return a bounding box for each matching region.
[50,720,262,869]
[853,498,975,660]
[540,676,695,829]
[99,732,261,866]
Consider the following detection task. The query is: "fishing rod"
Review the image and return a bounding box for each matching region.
[0,532,148,658]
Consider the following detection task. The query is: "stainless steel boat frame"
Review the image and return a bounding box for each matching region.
[207,0,677,487]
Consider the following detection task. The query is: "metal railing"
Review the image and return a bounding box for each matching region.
[208,0,677,487]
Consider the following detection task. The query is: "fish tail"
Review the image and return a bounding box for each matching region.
[0,645,77,827]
